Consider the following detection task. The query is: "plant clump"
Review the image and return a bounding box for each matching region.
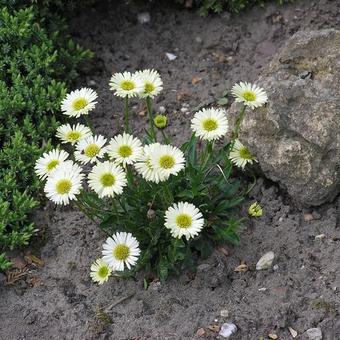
[35,68,267,281]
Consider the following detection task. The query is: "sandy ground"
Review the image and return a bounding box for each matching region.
[1,0,340,339]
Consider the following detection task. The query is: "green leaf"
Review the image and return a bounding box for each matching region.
[157,257,169,281]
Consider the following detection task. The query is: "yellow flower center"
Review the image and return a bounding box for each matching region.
[100,173,115,187]
[98,265,109,278]
[66,131,82,142]
[242,91,256,102]
[121,80,135,91]
[145,82,155,94]
[176,213,192,228]
[118,145,132,158]
[113,244,130,261]
[72,97,88,111]
[55,179,72,194]
[47,159,59,171]
[159,155,175,169]
[203,118,218,132]
[239,146,252,160]
[84,144,100,158]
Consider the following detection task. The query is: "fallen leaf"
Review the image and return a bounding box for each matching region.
[208,325,220,333]
[234,262,248,273]
[192,76,202,85]
[25,254,44,267]
[196,328,206,337]
[177,91,190,101]
[217,246,229,257]
[6,268,29,285]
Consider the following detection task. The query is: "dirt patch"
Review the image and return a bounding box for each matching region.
[1,1,340,339]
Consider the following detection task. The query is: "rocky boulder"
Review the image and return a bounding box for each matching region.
[237,29,340,206]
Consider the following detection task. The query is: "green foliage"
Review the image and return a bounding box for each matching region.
[0,253,11,271]
[0,3,91,268]
[77,135,245,280]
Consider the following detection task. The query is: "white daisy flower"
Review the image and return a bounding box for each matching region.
[107,133,143,166]
[56,123,92,145]
[44,161,84,205]
[61,87,98,117]
[102,232,140,271]
[134,143,168,183]
[109,71,144,98]
[88,161,127,198]
[191,108,229,141]
[164,202,204,240]
[75,135,107,164]
[229,139,257,169]
[150,144,185,179]
[136,69,163,98]
[231,82,268,108]
[90,258,111,285]
[34,149,69,180]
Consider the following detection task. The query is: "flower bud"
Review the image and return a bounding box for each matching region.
[248,202,263,217]
[154,114,167,129]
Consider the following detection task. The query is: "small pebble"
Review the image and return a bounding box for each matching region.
[258,287,267,292]
[219,323,237,338]
[88,79,96,86]
[306,327,322,340]
[256,251,275,270]
[303,213,314,222]
[180,107,188,113]
[220,309,229,317]
[315,234,325,240]
[288,327,298,338]
[195,36,202,44]
[268,334,278,340]
[165,52,177,61]
[273,264,279,271]
[158,106,166,113]
[137,12,150,24]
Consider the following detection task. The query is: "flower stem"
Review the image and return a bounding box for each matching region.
[126,164,134,185]
[161,183,173,208]
[200,141,212,170]
[146,97,156,142]
[229,105,246,155]
[124,95,130,133]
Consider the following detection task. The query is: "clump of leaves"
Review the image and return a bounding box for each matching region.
[36,68,267,280]
[0,3,91,270]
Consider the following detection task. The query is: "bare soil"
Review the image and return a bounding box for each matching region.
[1,1,340,339]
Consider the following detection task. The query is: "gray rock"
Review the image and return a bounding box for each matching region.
[235,29,340,206]
[256,251,275,270]
[306,327,322,340]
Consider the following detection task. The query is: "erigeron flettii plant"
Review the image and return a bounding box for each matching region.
[35,70,267,282]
